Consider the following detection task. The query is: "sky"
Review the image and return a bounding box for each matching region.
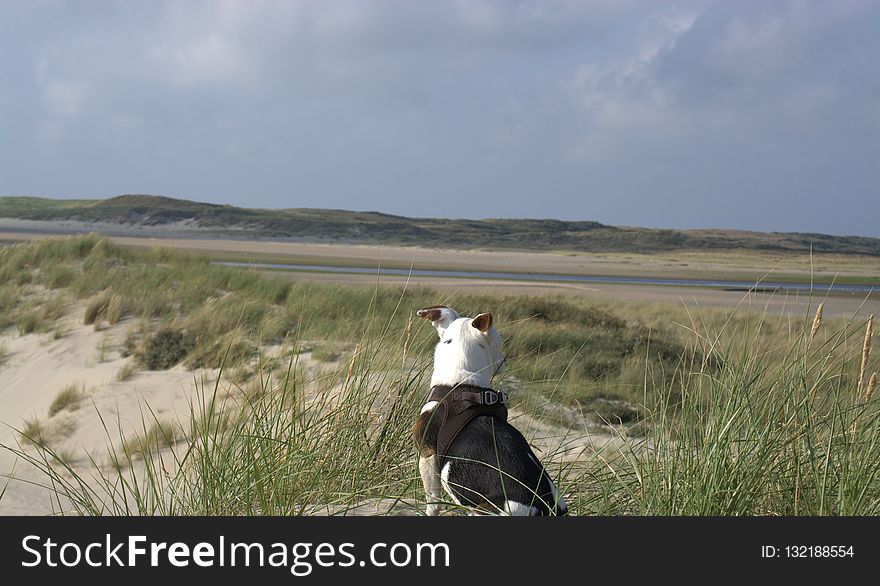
[0,1,878,236]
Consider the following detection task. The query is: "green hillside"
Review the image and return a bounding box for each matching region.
[2,194,879,256]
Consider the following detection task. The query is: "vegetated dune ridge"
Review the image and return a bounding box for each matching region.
[2,194,880,256]
[2,236,879,516]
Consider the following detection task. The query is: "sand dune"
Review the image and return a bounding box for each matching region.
[0,306,613,515]
[0,309,219,514]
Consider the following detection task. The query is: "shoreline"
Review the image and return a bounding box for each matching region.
[1,219,879,287]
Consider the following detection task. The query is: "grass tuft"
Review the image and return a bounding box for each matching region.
[48,384,85,417]
[116,360,138,382]
[121,420,181,461]
[139,327,192,370]
[84,290,113,325]
[19,417,47,447]
[106,294,125,325]
[16,313,42,335]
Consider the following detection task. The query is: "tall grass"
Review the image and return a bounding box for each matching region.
[576,308,880,515]
[4,289,880,516]
[4,285,432,515]
[0,341,9,368]
[2,236,879,515]
[48,384,85,417]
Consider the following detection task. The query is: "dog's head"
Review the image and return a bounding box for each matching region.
[416,305,505,388]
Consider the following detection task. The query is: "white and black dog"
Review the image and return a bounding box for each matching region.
[413,306,567,516]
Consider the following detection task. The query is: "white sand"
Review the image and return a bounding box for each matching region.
[0,310,219,515]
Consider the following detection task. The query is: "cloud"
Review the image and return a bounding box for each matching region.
[0,0,877,235]
[145,34,249,88]
[556,1,879,178]
[41,79,90,117]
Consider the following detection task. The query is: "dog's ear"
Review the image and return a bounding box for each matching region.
[416,306,444,323]
[416,305,460,337]
[471,312,492,333]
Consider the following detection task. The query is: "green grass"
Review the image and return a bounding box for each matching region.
[14,293,66,335]
[2,235,879,515]
[0,195,91,217]
[4,292,879,516]
[0,234,870,419]
[0,235,691,413]
[15,313,42,335]
[0,285,21,329]
[48,384,85,417]
[598,318,880,515]
[18,417,47,447]
[83,289,112,325]
[120,420,181,462]
[311,345,344,363]
[116,360,138,382]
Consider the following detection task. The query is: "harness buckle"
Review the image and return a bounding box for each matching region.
[483,390,507,405]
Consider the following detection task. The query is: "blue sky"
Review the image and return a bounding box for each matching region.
[1,1,878,236]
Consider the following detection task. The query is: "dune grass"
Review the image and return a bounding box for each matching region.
[18,417,47,447]
[48,384,85,417]
[15,312,42,335]
[115,360,138,382]
[1,235,878,515]
[0,235,697,416]
[3,283,879,516]
[83,289,112,325]
[120,420,181,462]
[310,345,343,363]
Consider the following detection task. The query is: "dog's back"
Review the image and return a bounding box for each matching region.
[440,415,567,515]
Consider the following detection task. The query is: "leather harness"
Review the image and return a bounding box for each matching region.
[426,383,509,462]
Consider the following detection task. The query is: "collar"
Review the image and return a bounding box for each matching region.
[428,383,509,406]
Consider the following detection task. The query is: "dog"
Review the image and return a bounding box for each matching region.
[412,305,567,516]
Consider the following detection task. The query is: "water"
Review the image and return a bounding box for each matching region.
[216,261,876,294]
